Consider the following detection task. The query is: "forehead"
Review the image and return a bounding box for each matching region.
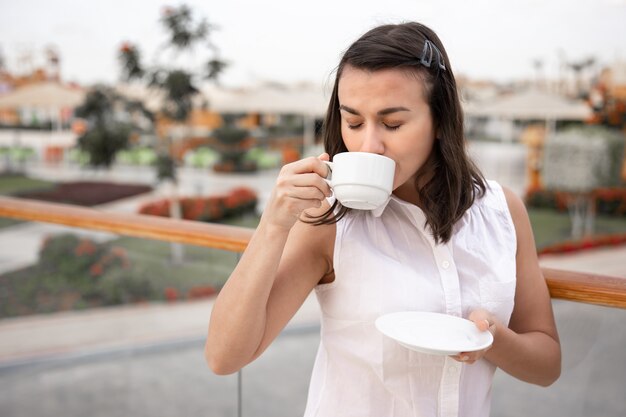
[337,65,429,108]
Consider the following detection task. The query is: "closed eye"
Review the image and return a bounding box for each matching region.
[384,124,401,131]
[346,122,402,131]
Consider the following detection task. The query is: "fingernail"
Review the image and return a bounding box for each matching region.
[461,356,469,361]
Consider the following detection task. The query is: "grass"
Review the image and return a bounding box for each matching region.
[0,214,262,318]
[113,236,241,294]
[528,208,626,249]
[0,173,56,195]
[0,174,57,229]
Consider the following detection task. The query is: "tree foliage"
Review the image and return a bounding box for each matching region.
[118,4,226,123]
[117,4,228,181]
[74,86,151,168]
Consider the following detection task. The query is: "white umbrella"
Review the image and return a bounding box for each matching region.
[0,82,85,109]
[464,89,592,121]
[203,83,330,117]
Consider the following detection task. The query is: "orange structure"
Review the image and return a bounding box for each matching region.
[520,124,547,193]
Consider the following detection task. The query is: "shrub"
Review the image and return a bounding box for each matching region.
[526,187,626,217]
[138,186,258,221]
[39,234,133,283]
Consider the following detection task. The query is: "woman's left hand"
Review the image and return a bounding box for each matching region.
[450,309,497,364]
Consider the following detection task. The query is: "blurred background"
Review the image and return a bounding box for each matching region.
[0,1,625,416]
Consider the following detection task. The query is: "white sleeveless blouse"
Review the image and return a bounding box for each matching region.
[303,181,517,417]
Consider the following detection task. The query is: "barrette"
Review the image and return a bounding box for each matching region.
[420,39,446,71]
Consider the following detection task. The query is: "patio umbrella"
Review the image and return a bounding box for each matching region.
[203,83,329,117]
[0,82,85,109]
[464,88,592,121]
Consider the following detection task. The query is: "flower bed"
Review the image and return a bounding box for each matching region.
[526,187,626,217]
[538,233,626,256]
[0,233,227,318]
[138,186,258,222]
[16,181,153,206]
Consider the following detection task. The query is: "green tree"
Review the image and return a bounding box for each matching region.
[118,4,227,262]
[74,86,152,168]
[118,4,227,179]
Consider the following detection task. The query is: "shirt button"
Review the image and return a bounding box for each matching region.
[442,260,450,269]
[448,365,458,375]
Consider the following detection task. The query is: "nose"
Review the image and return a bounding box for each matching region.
[358,126,385,155]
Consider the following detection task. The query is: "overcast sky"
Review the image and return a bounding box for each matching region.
[1,0,625,88]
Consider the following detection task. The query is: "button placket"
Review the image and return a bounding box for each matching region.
[433,244,461,317]
[439,357,462,417]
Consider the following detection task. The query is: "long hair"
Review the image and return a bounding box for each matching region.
[309,22,486,244]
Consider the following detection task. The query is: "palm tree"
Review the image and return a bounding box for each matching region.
[118,4,227,263]
[567,57,596,98]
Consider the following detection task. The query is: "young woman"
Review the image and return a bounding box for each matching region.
[206,22,561,417]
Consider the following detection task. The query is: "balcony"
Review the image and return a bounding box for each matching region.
[0,195,625,417]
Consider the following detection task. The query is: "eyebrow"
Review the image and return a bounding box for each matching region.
[339,105,410,116]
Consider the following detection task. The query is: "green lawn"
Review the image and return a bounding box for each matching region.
[0,174,56,195]
[113,235,241,294]
[528,208,626,249]
[0,174,57,229]
[0,215,261,318]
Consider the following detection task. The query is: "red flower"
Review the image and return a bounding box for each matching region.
[75,239,97,256]
[120,42,133,53]
[164,287,179,302]
[187,286,217,300]
[90,263,104,277]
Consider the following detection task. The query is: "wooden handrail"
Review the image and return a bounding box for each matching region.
[1,195,625,309]
[543,268,626,309]
[0,196,253,252]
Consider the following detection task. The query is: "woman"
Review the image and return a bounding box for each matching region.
[206,22,561,417]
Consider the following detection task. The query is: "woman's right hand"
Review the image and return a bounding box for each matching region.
[262,153,332,231]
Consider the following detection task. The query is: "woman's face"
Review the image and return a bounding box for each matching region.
[337,65,436,204]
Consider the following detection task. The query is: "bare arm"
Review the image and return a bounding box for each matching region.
[205,155,334,375]
[483,187,561,386]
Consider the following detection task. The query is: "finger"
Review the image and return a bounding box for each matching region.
[478,319,491,332]
[284,173,329,188]
[318,153,331,178]
[286,186,327,201]
[456,351,481,364]
[468,309,492,332]
[283,156,329,178]
[277,173,332,198]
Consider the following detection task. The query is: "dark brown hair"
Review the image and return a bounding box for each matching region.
[309,22,486,244]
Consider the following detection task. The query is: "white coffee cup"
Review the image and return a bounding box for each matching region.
[323,152,396,210]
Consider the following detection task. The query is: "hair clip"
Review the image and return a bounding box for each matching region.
[420,40,446,71]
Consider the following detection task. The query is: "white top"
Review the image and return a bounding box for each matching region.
[303,181,517,417]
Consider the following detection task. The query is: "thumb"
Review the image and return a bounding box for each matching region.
[318,152,330,162]
[468,309,494,332]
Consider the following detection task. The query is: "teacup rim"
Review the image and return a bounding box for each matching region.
[333,152,395,164]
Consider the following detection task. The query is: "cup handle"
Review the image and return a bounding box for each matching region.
[322,160,333,183]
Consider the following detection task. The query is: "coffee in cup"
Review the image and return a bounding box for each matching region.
[323,152,395,210]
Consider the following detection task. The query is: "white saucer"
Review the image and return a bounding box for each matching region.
[375,311,493,355]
